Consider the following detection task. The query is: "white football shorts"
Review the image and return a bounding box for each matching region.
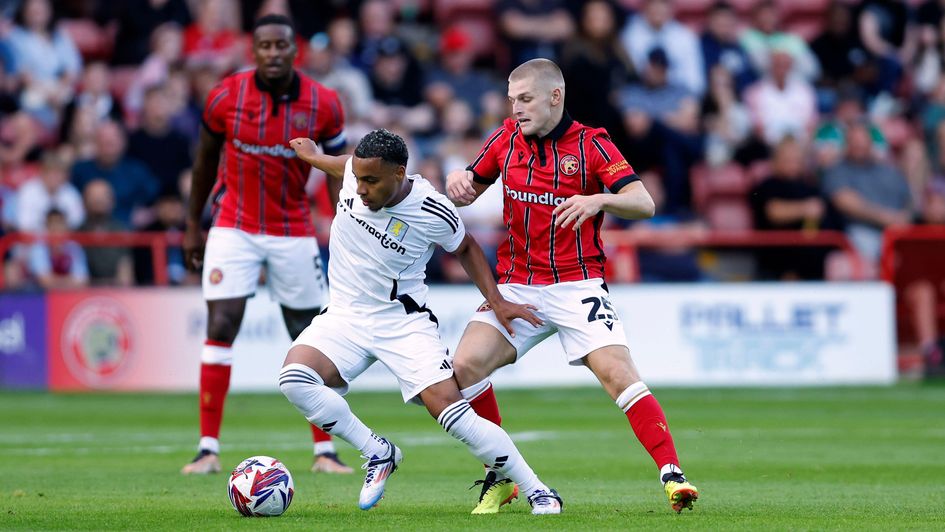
[291,307,453,402]
[469,278,628,365]
[201,227,328,309]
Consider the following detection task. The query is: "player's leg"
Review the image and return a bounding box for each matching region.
[181,296,247,474]
[183,228,263,474]
[418,379,562,515]
[582,345,698,512]
[271,236,352,473]
[549,279,697,512]
[451,321,517,426]
[280,305,353,474]
[277,313,398,510]
[451,287,555,512]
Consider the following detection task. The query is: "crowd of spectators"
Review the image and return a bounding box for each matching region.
[0,0,944,294]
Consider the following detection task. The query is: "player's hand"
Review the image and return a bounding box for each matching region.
[289,137,319,163]
[183,223,205,272]
[554,195,603,231]
[446,169,476,206]
[490,299,543,338]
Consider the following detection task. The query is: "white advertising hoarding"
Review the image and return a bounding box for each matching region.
[226,283,896,391]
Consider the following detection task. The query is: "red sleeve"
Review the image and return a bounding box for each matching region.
[466,126,507,184]
[202,81,230,138]
[587,131,638,193]
[316,87,346,155]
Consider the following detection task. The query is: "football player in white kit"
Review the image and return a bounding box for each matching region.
[279,130,563,514]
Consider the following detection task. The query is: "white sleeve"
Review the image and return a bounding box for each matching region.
[423,194,466,252]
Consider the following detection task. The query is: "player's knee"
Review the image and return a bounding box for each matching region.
[206,313,240,343]
[278,363,325,404]
[451,355,485,387]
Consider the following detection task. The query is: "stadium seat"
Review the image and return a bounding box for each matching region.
[705,198,753,231]
[1,162,40,189]
[433,0,495,22]
[785,16,824,40]
[776,0,830,18]
[108,67,139,103]
[690,163,751,213]
[60,18,113,62]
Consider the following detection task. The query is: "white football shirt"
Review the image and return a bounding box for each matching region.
[326,157,466,313]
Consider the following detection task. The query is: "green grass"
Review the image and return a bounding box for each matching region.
[2,385,945,530]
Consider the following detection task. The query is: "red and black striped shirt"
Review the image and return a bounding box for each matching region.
[467,113,638,285]
[203,70,346,237]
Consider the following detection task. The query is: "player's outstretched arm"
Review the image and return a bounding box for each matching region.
[554,180,656,231]
[290,137,349,181]
[445,169,491,207]
[450,234,543,336]
[184,125,225,271]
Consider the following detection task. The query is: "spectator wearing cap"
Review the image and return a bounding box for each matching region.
[621,0,704,96]
[369,36,423,108]
[497,0,575,66]
[700,1,756,97]
[620,47,703,214]
[423,26,502,117]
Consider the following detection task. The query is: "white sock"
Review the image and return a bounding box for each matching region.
[198,436,219,454]
[279,363,387,458]
[437,400,548,497]
[314,441,336,456]
[660,463,685,483]
[615,381,651,412]
[459,378,492,401]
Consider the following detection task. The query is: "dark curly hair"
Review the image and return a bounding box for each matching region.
[354,129,409,167]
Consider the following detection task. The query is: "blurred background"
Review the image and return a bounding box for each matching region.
[0,0,943,391]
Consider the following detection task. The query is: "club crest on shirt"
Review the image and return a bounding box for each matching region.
[385,217,409,241]
[292,112,309,131]
[559,154,580,176]
[209,268,224,285]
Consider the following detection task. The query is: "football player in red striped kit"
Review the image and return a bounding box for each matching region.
[446,58,699,513]
[181,14,350,475]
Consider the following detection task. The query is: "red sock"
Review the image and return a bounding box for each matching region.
[625,394,679,470]
[467,383,502,426]
[199,362,231,439]
[310,424,332,443]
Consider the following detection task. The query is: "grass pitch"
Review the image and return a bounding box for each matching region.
[2,384,944,530]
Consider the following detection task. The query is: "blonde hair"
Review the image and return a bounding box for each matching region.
[509,58,565,94]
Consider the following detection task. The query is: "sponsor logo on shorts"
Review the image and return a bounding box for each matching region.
[209,268,224,285]
[61,298,135,387]
[504,185,567,206]
[386,217,409,241]
[476,301,492,312]
[559,154,580,176]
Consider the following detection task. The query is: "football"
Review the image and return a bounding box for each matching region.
[227,456,294,517]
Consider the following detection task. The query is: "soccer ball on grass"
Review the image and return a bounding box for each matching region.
[227,456,294,516]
